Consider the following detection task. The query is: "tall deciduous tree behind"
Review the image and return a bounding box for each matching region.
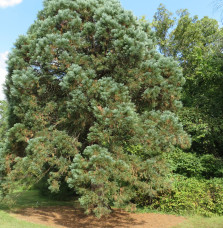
[1,0,189,216]
[153,4,223,157]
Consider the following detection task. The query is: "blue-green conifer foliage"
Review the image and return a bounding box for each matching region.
[1,0,190,216]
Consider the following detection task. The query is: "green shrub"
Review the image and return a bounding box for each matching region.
[200,154,223,179]
[178,108,223,157]
[164,149,223,179]
[148,176,223,216]
[164,149,204,178]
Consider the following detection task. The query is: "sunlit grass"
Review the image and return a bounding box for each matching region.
[174,215,223,228]
[0,210,49,228]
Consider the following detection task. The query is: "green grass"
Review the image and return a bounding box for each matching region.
[0,190,75,228]
[136,206,179,215]
[0,210,49,228]
[0,190,74,210]
[174,216,223,228]
[1,191,223,228]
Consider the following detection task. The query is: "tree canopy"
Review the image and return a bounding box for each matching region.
[153,4,223,156]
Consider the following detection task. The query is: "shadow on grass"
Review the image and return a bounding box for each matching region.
[1,191,188,228]
[0,190,74,211]
[13,207,147,228]
[1,190,147,228]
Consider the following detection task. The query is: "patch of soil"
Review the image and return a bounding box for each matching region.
[11,206,186,228]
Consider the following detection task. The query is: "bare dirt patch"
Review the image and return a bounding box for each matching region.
[11,206,185,228]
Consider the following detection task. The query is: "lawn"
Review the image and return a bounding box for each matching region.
[1,190,73,209]
[0,210,49,228]
[175,216,223,228]
[0,190,223,228]
[0,190,73,228]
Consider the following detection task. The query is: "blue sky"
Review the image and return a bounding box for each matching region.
[0,0,222,99]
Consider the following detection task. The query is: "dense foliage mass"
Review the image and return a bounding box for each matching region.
[147,4,223,216]
[149,177,223,216]
[0,0,190,217]
[153,4,223,157]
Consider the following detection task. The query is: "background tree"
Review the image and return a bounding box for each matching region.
[152,4,175,56]
[2,0,189,217]
[153,5,223,156]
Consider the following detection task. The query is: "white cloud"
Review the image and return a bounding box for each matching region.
[0,51,9,100]
[0,0,23,8]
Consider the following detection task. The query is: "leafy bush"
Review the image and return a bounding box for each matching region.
[164,149,203,178]
[164,149,223,179]
[200,154,223,179]
[147,176,223,216]
[179,108,223,157]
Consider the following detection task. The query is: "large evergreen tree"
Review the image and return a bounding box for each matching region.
[1,0,189,216]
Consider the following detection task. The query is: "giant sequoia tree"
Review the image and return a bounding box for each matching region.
[1,0,189,216]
